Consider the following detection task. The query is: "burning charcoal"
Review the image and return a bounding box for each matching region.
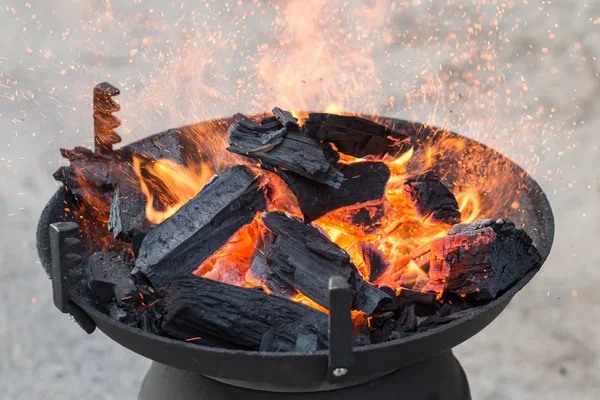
[404,175,461,225]
[261,211,393,314]
[411,275,430,292]
[87,250,136,303]
[227,115,344,188]
[303,113,409,158]
[93,82,122,153]
[358,242,390,283]
[132,165,267,289]
[352,312,372,346]
[161,275,329,352]
[272,161,390,222]
[272,107,299,130]
[108,186,153,241]
[422,219,542,300]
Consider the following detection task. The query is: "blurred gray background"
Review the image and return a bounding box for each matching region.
[1,1,598,399]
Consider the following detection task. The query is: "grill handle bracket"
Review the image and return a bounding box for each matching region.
[50,222,96,334]
[327,275,356,382]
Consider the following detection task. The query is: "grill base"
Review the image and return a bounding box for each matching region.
[138,350,471,400]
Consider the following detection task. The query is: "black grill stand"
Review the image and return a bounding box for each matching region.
[139,351,470,400]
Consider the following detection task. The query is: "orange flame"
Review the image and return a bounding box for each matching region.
[133,157,215,224]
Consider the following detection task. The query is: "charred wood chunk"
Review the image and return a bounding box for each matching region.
[404,176,461,225]
[272,107,299,131]
[261,211,392,314]
[108,186,154,241]
[369,311,396,344]
[121,128,186,165]
[392,303,418,337]
[273,161,390,222]
[423,219,542,300]
[93,82,122,154]
[227,117,343,188]
[87,250,136,303]
[249,234,297,298]
[162,275,329,352]
[303,113,409,158]
[397,287,437,306]
[260,116,284,131]
[54,147,115,195]
[132,165,267,289]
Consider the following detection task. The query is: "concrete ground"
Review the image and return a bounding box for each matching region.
[0,1,598,399]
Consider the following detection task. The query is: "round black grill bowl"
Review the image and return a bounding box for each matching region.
[37,116,554,392]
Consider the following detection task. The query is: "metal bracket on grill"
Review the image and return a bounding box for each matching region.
[327,276,356,382]
[50,222,96,334]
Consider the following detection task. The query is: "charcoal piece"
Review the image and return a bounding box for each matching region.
[122,128,186,165]
[394,304,418,333]
[161,275,329,352]
[54,147,115,196]
[304,113,409,158]
[295,333,318,352]
[87,250,136,303]
[369,311,395,329]
[272,107,299,130]
[249,237,297,298]
[378,285,397,298]
[397,288,437,306]
[351,202,386,228]
[260,116,283,130]
[434,302,471,318]
[423,219,542,300]
[272,161,390,222]
[358,242,390,283]
[261,212,392,314]
[404,176,461,224]
[258,128,287,147]
[108,186,153,241]
[260,328,276,352]
[227,118,343,188]
[139,310,162,335]
[370,318,396,344]
[417,308,473,331]
[132,165,267,289]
